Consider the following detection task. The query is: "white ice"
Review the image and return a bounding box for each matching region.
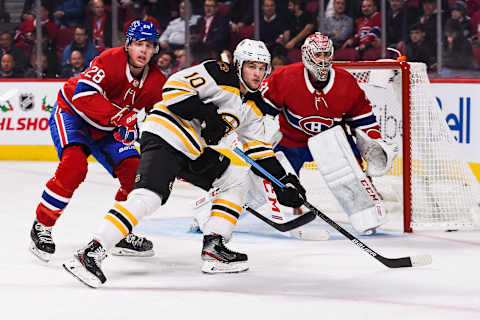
[1,161,479,320]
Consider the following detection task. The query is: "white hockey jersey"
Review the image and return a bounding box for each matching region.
[142,60,274,161]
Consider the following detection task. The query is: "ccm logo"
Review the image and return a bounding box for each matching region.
[298,116,334,135]
[360,179,380,202]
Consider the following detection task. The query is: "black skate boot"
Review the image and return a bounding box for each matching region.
[29,220,55,262]
[63,239,107,288]
[111,233,154,257]
[201,234,248,274]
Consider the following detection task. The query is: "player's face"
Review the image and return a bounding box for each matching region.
[241,61,267,91]
[311,51,331,66]
[126,40,156,69]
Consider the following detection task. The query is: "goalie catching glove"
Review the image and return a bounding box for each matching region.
[111,107,139,145]
[355,129,399,177]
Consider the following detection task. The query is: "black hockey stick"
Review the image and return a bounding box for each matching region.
[234,147,432,269]
[244,206,316,232]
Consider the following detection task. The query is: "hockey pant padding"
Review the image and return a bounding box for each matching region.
[113,156,140,201]
[95,188,162,250]
[36,145,88,226]
[308,126,387,233]
[203,163,249,242]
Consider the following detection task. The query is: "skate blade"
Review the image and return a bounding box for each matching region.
[110,247,155,257]
[201,260,249,274]
[63,258,103,288]
[29,241,52,262]
[289,228,330,241]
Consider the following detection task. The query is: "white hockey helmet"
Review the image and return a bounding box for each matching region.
[233,39,272,92]
[301,32,334,81]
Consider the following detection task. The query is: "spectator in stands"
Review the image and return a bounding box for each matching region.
[230,0,254,32]
[16,4,58,43]
[416,0,447,47]
[60,49,86,78]
[53,0,86,28]
[339,0,381,61]
[0,31,27,73]
[86,0,112,53]
[22,0,59,21]
[284,0,315,50]
[61,26,99,68]
[404,23,435,69]
[272,54,288,71]
[260,0,291,50]
[199,0,230,55]
[123,0,160,34]
[324,0,354,50]
[24,49,58,78]
[160,1,202,50]
[443,19,473,69]
[386,0,418,50]
[144,0,180,31]
[0,54,22,78]
[171,48,187,73]
[156,51,175,77]
[450,1,473,39]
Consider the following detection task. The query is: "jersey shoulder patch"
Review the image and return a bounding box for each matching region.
[203,60,239,88]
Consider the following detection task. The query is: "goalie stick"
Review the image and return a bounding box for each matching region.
[233,147,432,269]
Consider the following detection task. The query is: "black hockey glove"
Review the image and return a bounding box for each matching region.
[200,103,228,145]
[272,173,307,208]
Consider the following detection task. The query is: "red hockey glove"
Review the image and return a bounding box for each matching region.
[111,107,139,145]
[113,124,140,145]
[110,107,138,127]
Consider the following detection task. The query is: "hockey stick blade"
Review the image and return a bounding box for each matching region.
[245,206,316,232]
[233,147,432,269]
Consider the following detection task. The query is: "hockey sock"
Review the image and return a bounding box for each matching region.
[36,145,88,226]
[95,188,162,250]
[113,156,140,201]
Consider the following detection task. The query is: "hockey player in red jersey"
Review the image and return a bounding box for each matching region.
[30,20,167,262]
[261,32,397,234]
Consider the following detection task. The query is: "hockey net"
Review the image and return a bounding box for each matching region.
[297,61,480,232]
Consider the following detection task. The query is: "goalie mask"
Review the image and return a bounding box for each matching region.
[301,33,334,82]
[233,39,272,93]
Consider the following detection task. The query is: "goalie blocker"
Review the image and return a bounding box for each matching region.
[308,126,391,234]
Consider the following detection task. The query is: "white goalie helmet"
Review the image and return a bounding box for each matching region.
[233,39,272,92]
[301,32,334,82]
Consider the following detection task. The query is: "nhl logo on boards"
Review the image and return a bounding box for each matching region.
[19,93,34,111]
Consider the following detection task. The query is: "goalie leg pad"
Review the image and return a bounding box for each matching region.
[308,126,387,233]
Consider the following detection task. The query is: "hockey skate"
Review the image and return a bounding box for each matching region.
[29,220,55,262]
[63,239,107,288]
[111,233,154,257]
[201,234,248,274]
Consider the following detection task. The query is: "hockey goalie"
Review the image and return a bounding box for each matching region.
[192,32,398,236]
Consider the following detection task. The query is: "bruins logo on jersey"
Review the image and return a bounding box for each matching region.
[221,112,240,134]
[217,61,229,72]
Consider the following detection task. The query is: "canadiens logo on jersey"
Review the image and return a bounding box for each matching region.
[298,115,334,135]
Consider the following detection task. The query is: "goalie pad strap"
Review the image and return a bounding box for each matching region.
[308,126,387,233]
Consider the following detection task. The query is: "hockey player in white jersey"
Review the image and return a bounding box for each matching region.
[63,39,307,288]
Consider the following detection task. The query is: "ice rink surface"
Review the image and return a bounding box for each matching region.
[1,161,480,320]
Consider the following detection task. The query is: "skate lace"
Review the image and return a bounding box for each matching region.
[35,223,54,244]
[86,246,107,264]
[125,234,144,248]
[218,236,239,255]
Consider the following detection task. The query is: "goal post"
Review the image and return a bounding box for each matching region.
[320,61,480,232]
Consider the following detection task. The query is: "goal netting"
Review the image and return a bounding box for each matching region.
[298,61,480,232]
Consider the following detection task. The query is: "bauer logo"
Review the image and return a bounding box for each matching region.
[299,116,334,135]
[436,96,471,144]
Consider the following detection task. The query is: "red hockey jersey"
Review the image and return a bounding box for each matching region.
[262,62,380,148]
[57,47,166,136]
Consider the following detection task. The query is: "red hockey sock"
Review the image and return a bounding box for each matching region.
[36,145,88,226]
[114,156,140,201]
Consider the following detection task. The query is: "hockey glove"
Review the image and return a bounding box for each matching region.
[272,173,307,208]
[114,124,140,145]
[200,103,228,145]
